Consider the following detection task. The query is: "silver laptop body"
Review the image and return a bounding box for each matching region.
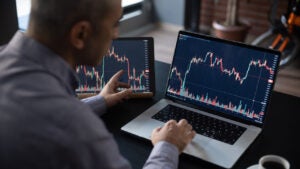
[122,30,281,168]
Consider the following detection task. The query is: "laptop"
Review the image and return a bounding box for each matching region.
[75,37,155,98]
[121,30,281,168]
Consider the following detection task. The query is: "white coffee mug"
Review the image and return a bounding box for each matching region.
[258,155,290,169]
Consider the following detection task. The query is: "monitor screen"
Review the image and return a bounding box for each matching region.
[76,37,155,96]
[166,31,280,125]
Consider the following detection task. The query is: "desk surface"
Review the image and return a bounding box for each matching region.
[102,61,300,169]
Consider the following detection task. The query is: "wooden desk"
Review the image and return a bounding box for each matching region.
[102,61,300,169]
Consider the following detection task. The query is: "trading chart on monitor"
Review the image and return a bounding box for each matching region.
[76,38,154,94]
[166,33,280,124]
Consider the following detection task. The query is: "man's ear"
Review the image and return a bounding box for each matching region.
[70,21,92,50]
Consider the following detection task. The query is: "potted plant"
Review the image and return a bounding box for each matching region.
[212,0,250,42]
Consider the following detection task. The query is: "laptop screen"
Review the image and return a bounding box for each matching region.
[166,31,280,125]
[76,37,155,95]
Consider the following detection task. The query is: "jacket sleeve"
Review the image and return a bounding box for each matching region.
[143,141,179,169]
[81,95,107,116]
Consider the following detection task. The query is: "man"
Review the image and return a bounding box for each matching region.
[0,0,196,168]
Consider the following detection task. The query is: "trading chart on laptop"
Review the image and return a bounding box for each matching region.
[166,33,280,124]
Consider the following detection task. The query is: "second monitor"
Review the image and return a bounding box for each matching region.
[76,37,155,98]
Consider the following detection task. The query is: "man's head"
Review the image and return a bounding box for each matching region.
[27,0,122,67]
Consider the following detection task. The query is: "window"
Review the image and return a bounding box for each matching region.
[119,0,153,36]
[122,0,144,8]
[15,0,152,35]
[16,0,30,30]
[122,0,144,20]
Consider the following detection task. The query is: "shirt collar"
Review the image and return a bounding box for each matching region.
[8,31,79,94]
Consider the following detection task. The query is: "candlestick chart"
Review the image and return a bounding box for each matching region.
[76,39,152,94]
[166,34,279,124]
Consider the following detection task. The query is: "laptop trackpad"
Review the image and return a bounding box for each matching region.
[184,135,211,159]
[184,134,239,168]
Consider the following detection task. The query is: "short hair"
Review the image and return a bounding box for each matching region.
[29,0,113,43]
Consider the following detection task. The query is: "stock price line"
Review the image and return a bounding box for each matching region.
[171,51,275,92]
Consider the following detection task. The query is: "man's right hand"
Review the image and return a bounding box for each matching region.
[151,119,196,153]
[99,70,132,107]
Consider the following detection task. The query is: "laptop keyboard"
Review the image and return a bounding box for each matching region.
[152,105,246,145]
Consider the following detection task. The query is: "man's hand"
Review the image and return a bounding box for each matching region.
[99,70,132,107]
[151,119,196,153]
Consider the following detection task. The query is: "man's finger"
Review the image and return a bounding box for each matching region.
[188,131,196,139]
[109,70,124,82]
[161,120,177,132]
[153,127,162,133]
[186,124,193,131]
[178,119,188,126]
[114,88,132,100]
[118,82,130,88]
[165,120,177,126]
